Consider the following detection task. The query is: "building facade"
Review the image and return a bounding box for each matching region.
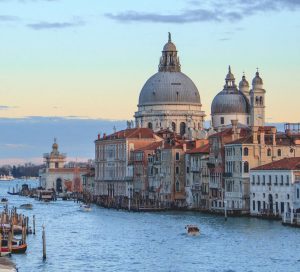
[250,157,300,218]
[39,139,87,192]
[94,128,162,206]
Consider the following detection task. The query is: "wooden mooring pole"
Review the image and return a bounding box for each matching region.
[42,225,46,260]
[33,215,36,235]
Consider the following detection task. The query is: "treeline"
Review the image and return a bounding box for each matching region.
[0,164,44,178]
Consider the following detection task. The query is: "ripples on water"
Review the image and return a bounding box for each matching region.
[1,180,300,272]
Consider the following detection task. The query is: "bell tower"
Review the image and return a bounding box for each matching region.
[250,70,266,127]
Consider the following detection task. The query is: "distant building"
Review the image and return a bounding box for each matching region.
[250,157,300,218]
[39,139,88,192]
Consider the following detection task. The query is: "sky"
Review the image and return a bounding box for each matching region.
[0,0,299,164]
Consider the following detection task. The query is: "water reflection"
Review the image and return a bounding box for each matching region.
[0,180,299,271]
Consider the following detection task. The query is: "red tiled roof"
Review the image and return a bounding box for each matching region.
[135,141,163,152]
[252,157,300,171]
[186,144,210,154]
[98,128,158,141]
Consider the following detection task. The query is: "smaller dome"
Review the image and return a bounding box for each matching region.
[252,71,263,86]
[239,74,249,89]
[211,91,250,115]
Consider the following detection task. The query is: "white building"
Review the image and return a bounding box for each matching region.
[211,67,266,130]
[250,157,300,218]
[134,33,206,137]
[39,139,87,192]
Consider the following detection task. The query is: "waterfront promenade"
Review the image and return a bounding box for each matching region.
[1,180,300,272]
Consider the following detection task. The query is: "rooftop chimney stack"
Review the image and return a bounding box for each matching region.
[252,126,258,144]
[231,120,238,140]
[271,127,277,146]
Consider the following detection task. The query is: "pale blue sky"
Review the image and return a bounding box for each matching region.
[0,0,300,164]
[0,0,299,121]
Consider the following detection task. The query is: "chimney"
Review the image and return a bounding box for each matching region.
[260,130,265,145]
[271,127,277,146]
[103,133,106,139]
[98,133,101,140]
[252,126,258,144]
[183,143,187,152]
[231,120,238,141]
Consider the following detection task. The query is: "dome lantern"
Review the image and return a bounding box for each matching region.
[252,69,263,87]
[159,32,181,72]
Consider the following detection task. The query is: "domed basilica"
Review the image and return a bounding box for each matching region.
[134,33,206,137]
[134,33,266,137]
[211,66,266,130]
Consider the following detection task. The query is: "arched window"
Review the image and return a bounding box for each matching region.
[267,148,271,156]
[176,166,179,174]
[256,96,259,105]
[260,96,263,105]
[175,180,180,192]
[172,122,176,132]
[244,147,249,156]
[244,161,249,173]
[277,149,281,157]
[180,122,186,136]
[148,122,153,129]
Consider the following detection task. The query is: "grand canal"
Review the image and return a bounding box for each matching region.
[1,180,300,272]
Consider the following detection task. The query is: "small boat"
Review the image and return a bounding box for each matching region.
[0,198,8,205]
[20,203,33,210]
[185,225,200,236]
[1,239,27,254]
[80,204,91,212]
[7,191,19,196]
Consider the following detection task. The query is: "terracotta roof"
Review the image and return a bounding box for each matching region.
[135,141,163,152]
[48,168,88,173]
[98,128,158,141]
[252,157,300,171]
[186,144,210,154]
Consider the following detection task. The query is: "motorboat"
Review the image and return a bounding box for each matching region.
[80,204,92,212]
[185,225,200,236]
[1,238,27,254]
[0,198,8,205]
[19,203,33,210]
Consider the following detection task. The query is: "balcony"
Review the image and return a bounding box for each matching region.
[285,183,290,186]
[274,182,278,186]
[280,182,284,186]
[225,192,242,198]
[267,182,271,186]
[256,182,260,185]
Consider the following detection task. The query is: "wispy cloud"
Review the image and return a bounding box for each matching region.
[27,18,85,30]
[0,15,20,22]
[106,0,300,24]
[0,105,17,110]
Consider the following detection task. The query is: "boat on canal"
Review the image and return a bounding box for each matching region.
[1,238,27,254]
[80,204,92,212]
[19,203,33,210]
[185,225,200,236]
[0,198,8,205]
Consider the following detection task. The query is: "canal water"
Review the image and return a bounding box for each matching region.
[1,180,300,272]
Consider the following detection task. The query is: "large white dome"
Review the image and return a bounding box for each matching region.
[138,72,201,106]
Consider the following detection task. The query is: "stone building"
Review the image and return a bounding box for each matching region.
[134,33,206,137]
[250,157,300,218]
[185,142,210,209]
[224,124,300,214]
[39,139,87,192]
[94,128,161,205]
